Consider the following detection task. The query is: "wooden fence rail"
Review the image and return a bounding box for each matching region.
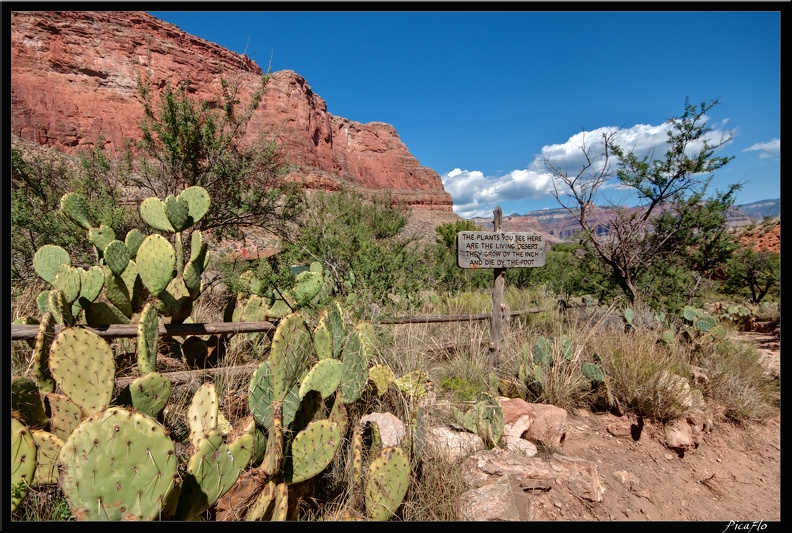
[10,307,544,341]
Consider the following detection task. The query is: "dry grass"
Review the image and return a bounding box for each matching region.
[696,340,779,423]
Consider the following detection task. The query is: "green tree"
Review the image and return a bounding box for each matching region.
[511,242,619,303]
[132,66,301,242]
[722,248,780,304]
[544,97,741,305]
[280,188,427,308]
[429,220,490,292]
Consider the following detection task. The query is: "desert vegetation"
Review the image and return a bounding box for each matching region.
[9,81,780,521]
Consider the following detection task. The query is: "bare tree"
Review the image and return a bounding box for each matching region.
[544,98,741,305]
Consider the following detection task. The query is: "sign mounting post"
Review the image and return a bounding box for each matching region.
[456,207,546,370]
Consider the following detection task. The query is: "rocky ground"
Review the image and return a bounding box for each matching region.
[532,329,781,522]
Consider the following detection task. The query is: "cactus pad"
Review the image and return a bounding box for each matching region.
[137,302,159,375]
[582,362,606,382]
[31,429,65,485]
[293,270,323,307]
[84,301,130,325]
[11,417,37,512]
[248,361,300,431]
[103,239,131,277]
[53,265,82,303]
[368,364,395,397]
[533,335,553,366]
[124,228,146,257]
[313,316,333,360]
[49,327,115,416]
[78,265,105,307]
[88,224,116,255]
[269,313,313,401]
[298,359,343,400]
[178,186,211,225]
[45,392,84,441]
[11,376,50,430]
[34,244,71,285]
[287,419,341,484]
[326,300,346,358]
[57,406,178,521]
[60,192,92,230]
[364,446,410,521]
[130,372,172,419]
[187,382,219,450]
[104,268,133,318]
[174,427,253,520]
[137,234,175,296]
[48,289,74,326]
[340,326,369,404]
[140,197,175,232]
[164,194,190,232]
[33,312,57,393]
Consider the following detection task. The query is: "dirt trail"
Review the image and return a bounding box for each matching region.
[532,330,781,522]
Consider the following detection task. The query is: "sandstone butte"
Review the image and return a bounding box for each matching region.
[10,11,454,212]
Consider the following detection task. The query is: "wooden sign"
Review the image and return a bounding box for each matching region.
[457,231,546,269]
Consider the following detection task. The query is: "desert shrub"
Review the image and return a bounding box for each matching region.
[697,340,779,423]
[428,220,491,292]
[721,248,780,304]
[279,188,430,312]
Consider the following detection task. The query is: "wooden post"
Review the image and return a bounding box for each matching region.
[489,206,505,369]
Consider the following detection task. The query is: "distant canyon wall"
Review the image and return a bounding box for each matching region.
[10,11,453,211]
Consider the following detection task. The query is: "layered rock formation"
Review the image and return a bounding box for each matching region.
[10,11,453,211]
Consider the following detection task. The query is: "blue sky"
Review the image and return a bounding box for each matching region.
[150,8,781,218]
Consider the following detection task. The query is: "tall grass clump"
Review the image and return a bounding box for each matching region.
[590,329,695,421]
[696,340,779,423]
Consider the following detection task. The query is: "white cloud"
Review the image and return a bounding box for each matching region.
[743,138,780,159]
[442,118,735,219]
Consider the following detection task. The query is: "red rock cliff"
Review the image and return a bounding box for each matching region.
[10,11,453,211]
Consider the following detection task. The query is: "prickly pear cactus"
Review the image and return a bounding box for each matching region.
[88,224,116,257]
[129,372,172,419]
[11,417,37,513]
[298,359,343,401]
[11,376,49,430]
[187,382,219,450]
[137,302,159,375]
[367,364,396,397]
[270,313,313,402]
[559,334,573,360]
[46,392,84,441]
[49,327,115,416]
[533,335,553,366]
[48,289,75,326]
[125,228,146,257]
[393,370,431,399]
[78,265,105,312]
[136,234,176,297]
[248,361,301,431]
[33,244,71,285]
[286,419,342,484]
[474,392,504,447]
[326,300,346,359]
[58,406,178,521]
[340,325,370,404]
[174,427,254,520]
[60,192,92,230]
[364,446,410,521]
[31,429,65,485]
[582,362,606,382]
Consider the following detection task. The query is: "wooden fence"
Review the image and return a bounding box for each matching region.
[11,307,545,386]
[10,307,543,342]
